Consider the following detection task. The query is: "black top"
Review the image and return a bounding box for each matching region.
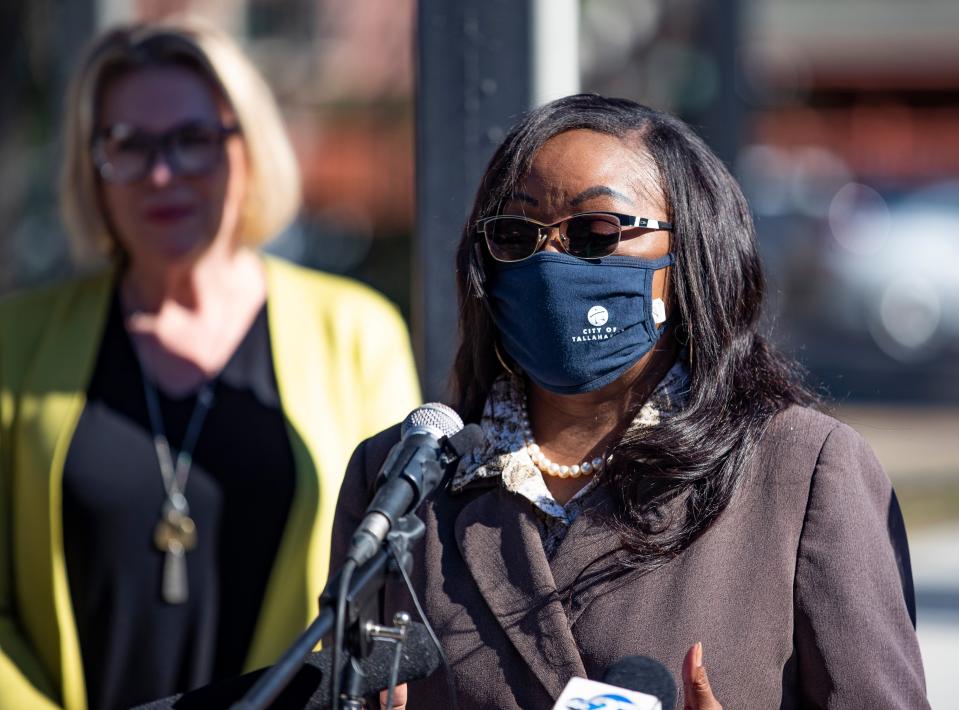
[62,294,296,710]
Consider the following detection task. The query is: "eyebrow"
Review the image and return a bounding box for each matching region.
[508,185,635,208]
[509,192,539,206]
[569,186,635,206]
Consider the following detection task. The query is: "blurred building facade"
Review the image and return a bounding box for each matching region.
[581,0,959,403]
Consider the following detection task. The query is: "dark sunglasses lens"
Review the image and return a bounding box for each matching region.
[171,124,224,175]
[565,215,620,258]
[485,218,540,261]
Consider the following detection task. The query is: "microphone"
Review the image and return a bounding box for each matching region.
[133,621,441,709]
[346,403,477,567]
[603,656,676,710]
[551,656,677,710]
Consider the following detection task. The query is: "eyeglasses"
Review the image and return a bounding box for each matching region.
[91,121,240,184]
[477,212,673,262]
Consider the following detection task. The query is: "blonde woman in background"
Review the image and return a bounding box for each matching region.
[0,18,420,710]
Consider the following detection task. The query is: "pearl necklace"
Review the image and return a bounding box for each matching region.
[519,395,606,479]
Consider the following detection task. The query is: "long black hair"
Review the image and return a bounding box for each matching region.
[451,94,816,567]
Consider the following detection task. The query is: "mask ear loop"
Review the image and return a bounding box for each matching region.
[471,234,521,379]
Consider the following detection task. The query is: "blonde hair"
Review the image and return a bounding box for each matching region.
[60,17,301,259]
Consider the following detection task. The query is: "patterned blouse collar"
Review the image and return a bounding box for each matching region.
[451,358,691,521]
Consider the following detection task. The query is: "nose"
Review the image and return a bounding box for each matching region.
[540,226,565,254]
[147,151,175,186]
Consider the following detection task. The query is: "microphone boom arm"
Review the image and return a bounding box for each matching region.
[231,516,426,710]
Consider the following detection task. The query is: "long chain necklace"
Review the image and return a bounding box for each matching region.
[140,370,216,604]
[121,264,256,604]
[123,279,231,604]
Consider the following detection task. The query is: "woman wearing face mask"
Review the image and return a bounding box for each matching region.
[0,19,420,710]
[330,95,927,709]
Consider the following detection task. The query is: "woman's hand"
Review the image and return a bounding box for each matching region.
[682,643,722,710]
[379,683,408,710]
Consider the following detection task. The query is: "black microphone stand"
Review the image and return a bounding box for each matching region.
[231,516,425,710]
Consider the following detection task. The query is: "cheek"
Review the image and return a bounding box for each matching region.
[99,185,137,238]
[196,167,236,231]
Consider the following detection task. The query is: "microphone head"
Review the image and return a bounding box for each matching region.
[401,402,464,439]
[302,620,441,708]
[603,656,677,710]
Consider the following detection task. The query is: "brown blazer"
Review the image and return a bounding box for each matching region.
[329,405,928,709]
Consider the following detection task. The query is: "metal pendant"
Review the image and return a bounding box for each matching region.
[154,497,197,605]
[161,541,189,604]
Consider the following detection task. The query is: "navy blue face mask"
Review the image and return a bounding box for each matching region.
[488,251,673,394]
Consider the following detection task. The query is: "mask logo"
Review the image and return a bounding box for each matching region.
[587,305,609,327]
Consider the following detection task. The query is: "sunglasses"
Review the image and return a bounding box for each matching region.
[92,121,240,184]
[477,212,673,262]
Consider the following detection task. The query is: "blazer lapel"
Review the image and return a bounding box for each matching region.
[246,256,331,670]
[549,490,639,628]
[16,269,114,710]
[454,486,587,700]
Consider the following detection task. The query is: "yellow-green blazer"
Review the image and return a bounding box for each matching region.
[0,255,421,709]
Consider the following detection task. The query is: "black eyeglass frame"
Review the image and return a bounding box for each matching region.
[476,211,674,263]
[91,121,241,184]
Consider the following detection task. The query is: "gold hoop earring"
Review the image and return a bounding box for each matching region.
[494,340,518,377]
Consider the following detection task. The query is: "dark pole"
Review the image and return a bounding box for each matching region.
[683,0,745,169]
[413,0,534,403]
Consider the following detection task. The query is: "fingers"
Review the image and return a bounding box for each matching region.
[379,682,408,710]
[682,642,722,710]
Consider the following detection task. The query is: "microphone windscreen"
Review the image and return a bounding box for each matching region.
[445,423,484,458]
[603,655,677,710]
[401,402,463,438]
[133,621,441,709]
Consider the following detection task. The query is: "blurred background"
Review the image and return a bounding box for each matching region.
[2,0,956,704]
